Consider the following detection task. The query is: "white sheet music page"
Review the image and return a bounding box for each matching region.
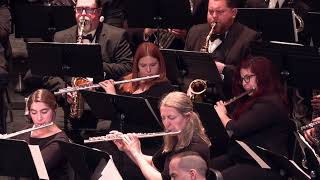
[99,155,123,180]
[28,145,49,180]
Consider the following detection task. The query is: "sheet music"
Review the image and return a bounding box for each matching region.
[28,145,49,180]
[236,140,271,169]
[99,156,123,180]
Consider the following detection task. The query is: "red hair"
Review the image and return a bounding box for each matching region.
[121,42,167,93]
[232,56,287,120]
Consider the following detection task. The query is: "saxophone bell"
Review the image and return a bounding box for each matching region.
[189,79,207,102]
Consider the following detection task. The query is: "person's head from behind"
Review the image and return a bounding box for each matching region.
[132,42,166,79]
[75,0,102,33]
[169,151,207,180]
[160,92,211,152]
[27,89,57,126]
[207,0,239,34]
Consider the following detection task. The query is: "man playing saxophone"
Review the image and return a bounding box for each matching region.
[185,0,260,99]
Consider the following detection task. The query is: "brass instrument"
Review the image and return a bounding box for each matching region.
[292,10,304,33]
[155,30,176,49]
[189,79,207,102]
[0,122,54,139]
[200,22,216,52]
[69,15,89,119]
[223,88,255,106]
[84,131,181,144]
[55,75,160,95]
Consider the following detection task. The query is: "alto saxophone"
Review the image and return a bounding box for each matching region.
[69,16,89,119]
[200,22,216,52]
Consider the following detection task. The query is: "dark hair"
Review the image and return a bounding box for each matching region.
[232,56,287,120]
[75,0,102,7]
[27,89,57,111]
[121,42,167,93]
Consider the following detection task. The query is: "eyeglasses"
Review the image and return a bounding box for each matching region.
[240,74,256,83]
[75,7,100,14]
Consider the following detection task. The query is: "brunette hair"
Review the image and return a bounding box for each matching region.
[27,89,57,111]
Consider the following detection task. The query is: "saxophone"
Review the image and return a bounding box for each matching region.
[200,22,216,52]
[69,16,90,119]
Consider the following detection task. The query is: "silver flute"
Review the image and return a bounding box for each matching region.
[84,131,181,144]
[0,122,54,139]
[223,88,255,106]
[54,74,160,95]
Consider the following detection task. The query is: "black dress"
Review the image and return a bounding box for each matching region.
[16,131,70,180]
[212,94,290,180]
[152,135,211,180]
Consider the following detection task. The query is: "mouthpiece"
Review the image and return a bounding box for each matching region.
[99,16,105,22]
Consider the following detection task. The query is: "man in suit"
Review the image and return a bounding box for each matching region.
[185,0,260,98]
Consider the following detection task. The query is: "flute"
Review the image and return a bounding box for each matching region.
[84,131,181,144]
[223,88,255,106]
[54,74,160,95]
[0,122,54,139]
[301,120,320,131]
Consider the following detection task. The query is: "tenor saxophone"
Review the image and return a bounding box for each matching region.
[200,22,216,52]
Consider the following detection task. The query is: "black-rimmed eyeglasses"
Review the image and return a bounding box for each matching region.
[240,74,256,83]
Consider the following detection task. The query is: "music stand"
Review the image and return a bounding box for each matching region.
[0,139,49,179]
[27,42,104,80]
[306,12,320,47]
[247,143,312,180]
[14,4,76,38]
[81,91,163,133]
[236,8,298,42]
[161,49,224,99]
[124,0,192,29]
[193,102,230,157]
[57,141,122,180]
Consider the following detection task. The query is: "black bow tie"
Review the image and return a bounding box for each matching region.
[82,34,94,42]
[210,33,225,41]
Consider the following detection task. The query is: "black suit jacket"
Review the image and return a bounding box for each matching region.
[185,22,260,98]
[54,23,133,80]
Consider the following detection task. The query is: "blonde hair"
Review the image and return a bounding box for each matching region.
[160,91,211,152]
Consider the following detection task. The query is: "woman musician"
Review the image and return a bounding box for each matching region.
[99,42,176,98]
[15,89,70,180]
[213,56,289,180]
[110,91,211,180]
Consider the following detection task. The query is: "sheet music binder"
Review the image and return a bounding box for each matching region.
[57,140,117,180]
[0,139,49,179]
[193,102,230,157]
[236,8,298,42]
[124,0,192,29]
[81,91,163,133]
[27,42,104,79]
[14,4,76,38]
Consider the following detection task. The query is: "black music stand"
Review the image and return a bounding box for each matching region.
[14,4,76,39]
[161,49,224,101]
[193,102,230,157]
[57,141,122,180]
[306,12,320,47]
[249,41,319,83]
[0,139,49,179]
[124,0,192,29]
[27,42,104,81]
[81,91,163,133]
[236,8,298,42]
[248,142,312,180]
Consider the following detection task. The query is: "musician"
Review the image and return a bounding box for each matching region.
[23,0,133,93]
[213,56,289,180]
[110,91,211,180]
[15,89,70,180]
[0,0,11,84]
[99,42,175,98]
[185,0,260,98]
[169,151,208,180]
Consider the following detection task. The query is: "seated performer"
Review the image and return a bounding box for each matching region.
[110,91,211,180]
[213,56,289,180]
[99,42,175,98]
[16,89,70,180]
